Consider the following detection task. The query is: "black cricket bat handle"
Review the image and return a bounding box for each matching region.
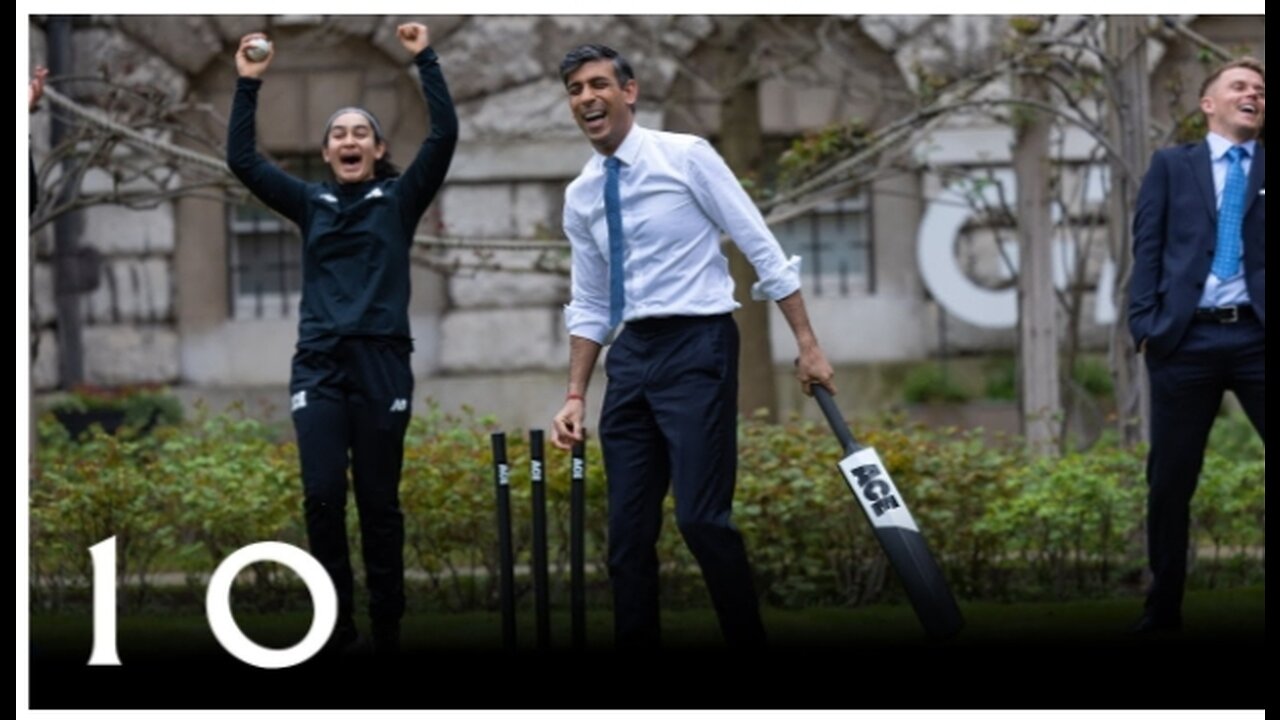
[812,386,863,455]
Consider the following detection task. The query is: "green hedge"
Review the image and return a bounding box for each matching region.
[30,405,1264,611]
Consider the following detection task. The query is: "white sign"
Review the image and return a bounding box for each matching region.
[917,168,1118,329]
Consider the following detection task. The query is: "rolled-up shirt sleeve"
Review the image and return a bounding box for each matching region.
[685,139,802,301]
[563,200,612,344]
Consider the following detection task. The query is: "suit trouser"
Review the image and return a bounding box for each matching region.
[599,314,766,648]
[1144,314,1265,622]
[290,337,414,630]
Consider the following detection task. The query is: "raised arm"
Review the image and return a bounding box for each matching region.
[226,33,309,224]
[394,23,459,233]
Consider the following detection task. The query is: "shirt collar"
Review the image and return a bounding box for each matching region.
[598,123,645,169]
[1206,132,1256,161]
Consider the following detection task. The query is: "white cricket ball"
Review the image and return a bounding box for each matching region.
[245,38,272,63]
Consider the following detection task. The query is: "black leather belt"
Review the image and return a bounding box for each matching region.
[1193,305,1254,323]
[625,313,732,333]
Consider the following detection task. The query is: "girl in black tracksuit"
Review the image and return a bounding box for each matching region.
[226,25,456,654]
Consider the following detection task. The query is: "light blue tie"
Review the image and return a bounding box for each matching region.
[1211,145,1249,280]
[604,156,625,328]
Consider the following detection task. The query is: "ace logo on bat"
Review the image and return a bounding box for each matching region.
[849,462,901,516]
[838,449,918,530]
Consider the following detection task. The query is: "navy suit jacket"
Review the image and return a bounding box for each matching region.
[1129,140,1266,359]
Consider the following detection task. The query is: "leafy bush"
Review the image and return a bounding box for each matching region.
[32,422,182,609]
[29,404,1264,612]
[977,447,1146,598]
[159,412,303,586]
[47,384,184,437]
[1207,407,1265,462]
[984,358,1017,401]
[903,364,972,404]
[1071,357,1114,399]
[1192,453,1266,588]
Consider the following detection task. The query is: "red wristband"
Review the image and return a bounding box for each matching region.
[566,393,584,402]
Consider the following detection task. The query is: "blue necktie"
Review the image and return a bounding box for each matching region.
[1211,145,1248,280]
[604,156,625,328]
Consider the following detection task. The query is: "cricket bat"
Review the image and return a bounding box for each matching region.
[812,385,964,639]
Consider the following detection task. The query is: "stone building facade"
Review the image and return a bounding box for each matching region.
[26,15,1264,425]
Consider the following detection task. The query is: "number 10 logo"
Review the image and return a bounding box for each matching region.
[88,537,338,669]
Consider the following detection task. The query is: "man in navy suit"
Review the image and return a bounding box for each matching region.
[1128,57,1265,632]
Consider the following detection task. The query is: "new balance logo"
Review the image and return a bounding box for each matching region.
[389,398,409,412]
[291,390,307,412]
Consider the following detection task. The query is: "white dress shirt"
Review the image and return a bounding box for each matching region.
[1199,132,1256,308]
[563,124,801,344]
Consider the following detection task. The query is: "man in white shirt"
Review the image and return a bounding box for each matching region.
[1128,57,1266,633]
[549,44,836,648]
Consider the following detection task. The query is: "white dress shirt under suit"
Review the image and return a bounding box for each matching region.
[1199,131,1256,309]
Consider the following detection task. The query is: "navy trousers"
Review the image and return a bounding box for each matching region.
[290,337,414,632]
[1144,312,1265,622]
[599,314,766,648]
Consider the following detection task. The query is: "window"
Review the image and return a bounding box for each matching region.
[770,194,872,297]
[227,154,327,319]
